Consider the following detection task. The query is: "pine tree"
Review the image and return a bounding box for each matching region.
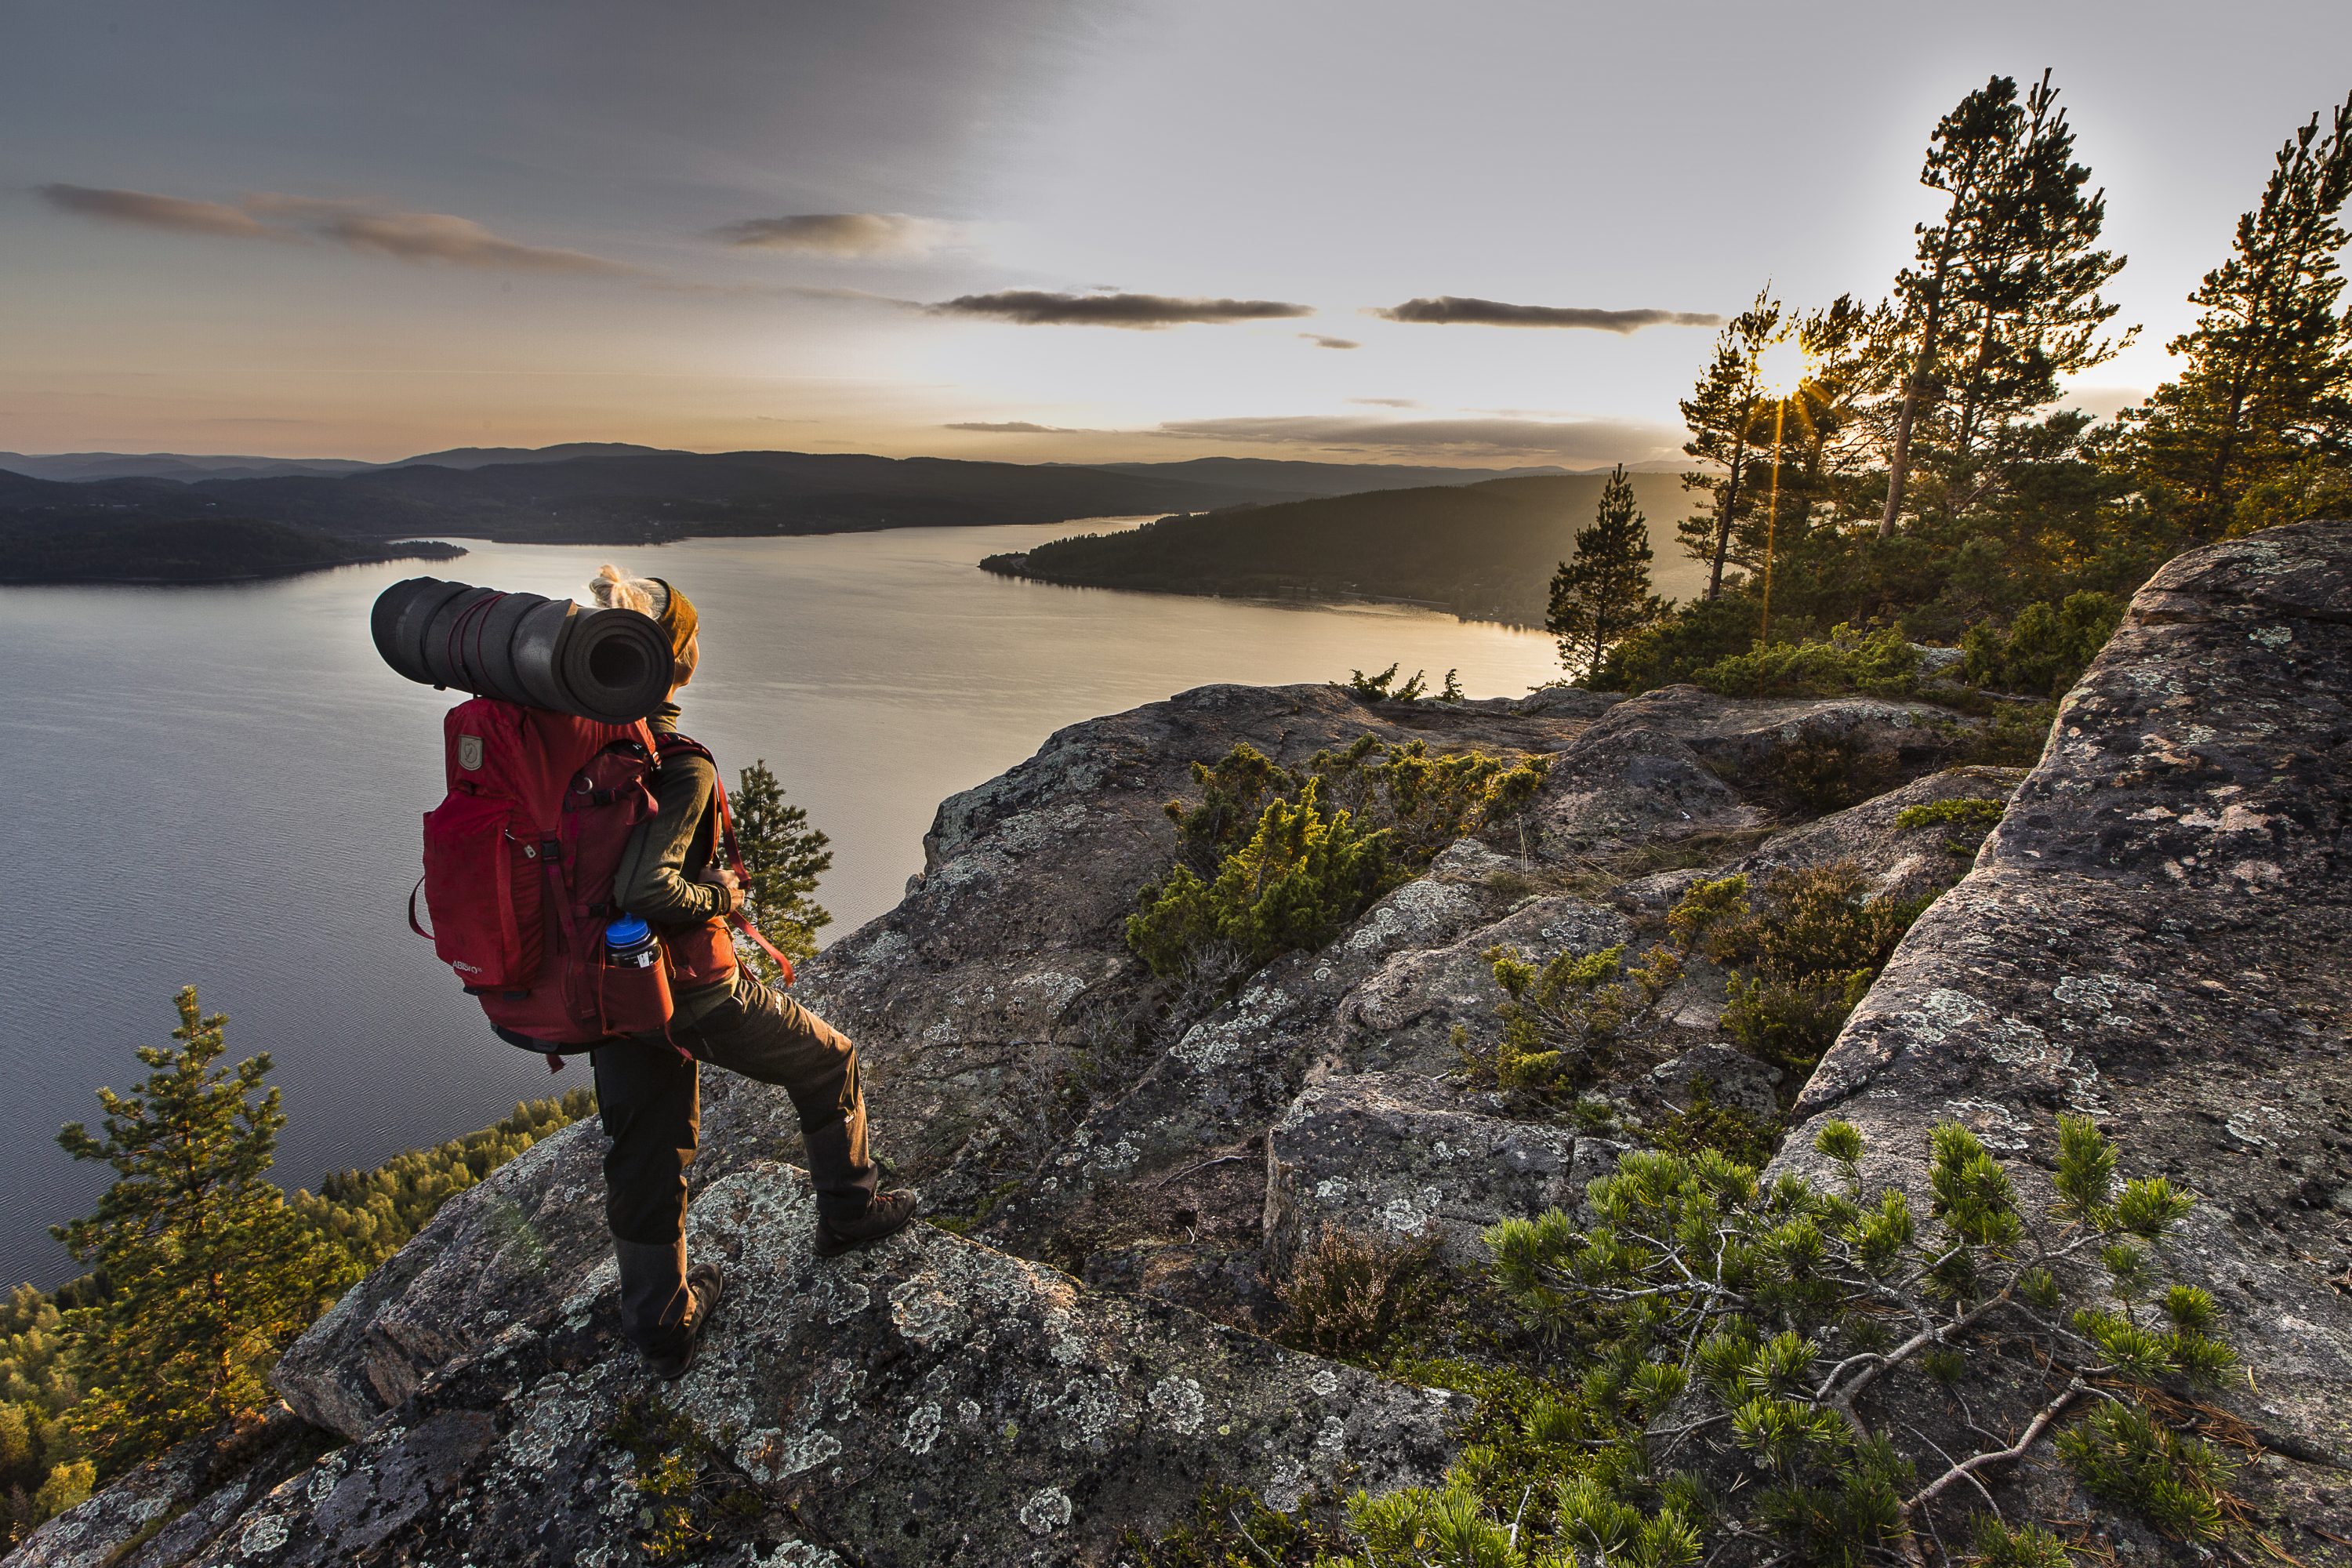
[1944,71,2130,463]
[1878,71,2129,535]
[1676,288,1781,600]
[2122,90,2352,539]
[53,989,351,1474]
[731,760,834,970]
[1550,466,1666,684]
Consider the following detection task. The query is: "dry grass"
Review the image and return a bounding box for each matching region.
[1274,1227,1442,1362]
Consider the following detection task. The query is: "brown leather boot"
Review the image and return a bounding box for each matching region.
[813,1191,919,1258]
[802,1100,917,1256]
[615,1237,726,1379]
[647,1261,724,1381]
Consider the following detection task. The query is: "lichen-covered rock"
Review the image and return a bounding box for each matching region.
[208,1166,1457,1566]
[1264,1074,1577,1270]
[1781,520,2352,1537]
[1726,763,2025,902]
[976,873,1503,1314]
[1650,1040,1782,1119]
[5,1408,321,1568]
[1593,684,1976,801]
[787,681,1606,1222]
[1338,893,1634,1077]
[120,669,2151,1568]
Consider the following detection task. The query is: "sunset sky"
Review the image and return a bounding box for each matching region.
[5,0,2348,465]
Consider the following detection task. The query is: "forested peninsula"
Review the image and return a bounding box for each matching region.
[982,470,1698,626]
[0,516,461,586]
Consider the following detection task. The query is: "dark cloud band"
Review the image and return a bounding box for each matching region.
[710,212,943,256]
[41,183,644,278]
[1375,296,1723,332]
[932,290,1311,328]
[1151,413,1680,463]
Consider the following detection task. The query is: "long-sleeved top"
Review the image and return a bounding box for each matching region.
[612,701,738,1014]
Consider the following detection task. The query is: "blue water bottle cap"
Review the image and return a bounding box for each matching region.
[606,914,652,947]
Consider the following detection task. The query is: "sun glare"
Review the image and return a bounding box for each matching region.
[1755,336,1809,399]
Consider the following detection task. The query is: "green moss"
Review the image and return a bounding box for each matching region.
[1130,1482,1348,1566]
[1129,737,1544,984]
[604,1395,766,1563]
[1960,592,2125,697]
[1892,796,2007,831]
[1690,622,1921,700]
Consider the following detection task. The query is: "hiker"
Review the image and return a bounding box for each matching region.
[588,564,916,1378]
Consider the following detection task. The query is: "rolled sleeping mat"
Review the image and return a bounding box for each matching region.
[368,575,675,723]
[467,589,549,708]
[560,606,677,724]
[418,584,502,690]
[371,576,472,687]
[507,597,582,714]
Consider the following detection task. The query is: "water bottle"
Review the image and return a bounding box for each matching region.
[601,913,674,1034]
[605,914,661,969]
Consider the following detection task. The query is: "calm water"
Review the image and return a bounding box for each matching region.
[0,521,1559,1285]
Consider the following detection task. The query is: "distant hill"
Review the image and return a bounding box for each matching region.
[0,448,1610,549]
[981,472,1705,627]
[0,515,462,585]
[0,447,1704,575]
[382,442,687,470]
[1072,457,1574,499]
[0,451,378,482]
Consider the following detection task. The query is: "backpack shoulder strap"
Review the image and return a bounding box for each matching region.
[649,729,797,986]
[652,730,713,768]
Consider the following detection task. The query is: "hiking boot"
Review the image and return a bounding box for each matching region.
[645,1261,725,1381]
[813,1191,919,1258]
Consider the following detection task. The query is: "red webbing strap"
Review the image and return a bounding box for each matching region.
[406,874,431,938]
[708,764,797,987]
[443,590,505,682]
[652,730,797,985]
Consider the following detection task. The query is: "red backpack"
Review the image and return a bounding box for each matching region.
[409,697,795,1061]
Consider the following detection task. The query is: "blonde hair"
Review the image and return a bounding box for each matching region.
[590,564,668,618]
[590,564,699,689]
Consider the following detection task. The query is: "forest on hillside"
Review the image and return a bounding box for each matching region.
[982,471,1699,626]
[0,517,461,584]
[1007,73,2352,699]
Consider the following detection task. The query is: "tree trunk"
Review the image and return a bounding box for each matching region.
[1879,168,1972,540]
[1878,372,1926,539]
[1707,432,1748,600]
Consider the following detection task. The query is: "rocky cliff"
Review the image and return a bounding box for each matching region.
[13,521,2348,1567]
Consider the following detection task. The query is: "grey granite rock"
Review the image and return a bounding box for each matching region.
[230,1165,1457,1566]
[1780,520,2352,1537]
[9,1406,321,1568]
[1649,1040,1783,1119]
[1264,1074,1578,1271]
[1728,763,2027,902]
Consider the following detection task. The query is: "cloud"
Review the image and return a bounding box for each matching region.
[1149,413,1681,464]
[1374,296,1723,332]
[1300,333,1359,350]
[710,212,950,257]
[42,183,648,278]
[945,420,1083,434]
[931,290,1312,328]
[1348,397,1420,408]
[38,183,283,240]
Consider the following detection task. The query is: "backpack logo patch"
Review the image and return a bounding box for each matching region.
[458,735,485,771]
